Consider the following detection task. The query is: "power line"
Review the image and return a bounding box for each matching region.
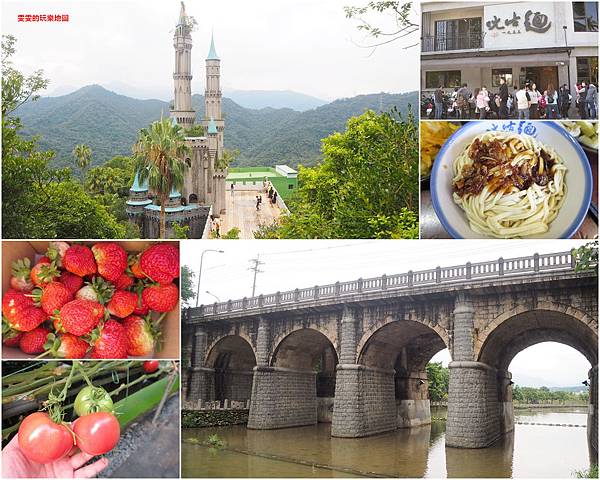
[248,254,265,297]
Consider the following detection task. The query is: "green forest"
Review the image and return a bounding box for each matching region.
[16,84,417,171]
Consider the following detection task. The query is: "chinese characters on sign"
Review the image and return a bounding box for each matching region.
[485,10,551,35]
[17,14,70,22]
[488,121,538,137]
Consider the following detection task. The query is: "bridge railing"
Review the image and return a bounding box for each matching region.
[193,251,584,318]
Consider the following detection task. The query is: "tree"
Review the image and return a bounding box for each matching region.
[344,1,419,51]
[426,362,449,402]
[256,108,418,239]
[180,266,196,307]
[72,143,92,181]
[573,240,598,273]
[132,117,190,239]
[2,36,125,239]
[216,148,240,170]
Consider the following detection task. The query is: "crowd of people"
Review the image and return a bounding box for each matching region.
[427,78,598,120]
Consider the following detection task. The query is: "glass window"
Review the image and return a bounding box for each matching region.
[492,68,513,87]
[434,18,483,51]
[577,57,599,84]
[425,71,462,89]
[573,2,599,32]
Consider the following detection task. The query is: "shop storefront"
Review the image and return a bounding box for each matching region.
[421,1,598,97]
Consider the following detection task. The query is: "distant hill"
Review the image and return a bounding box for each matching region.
[224,89,327,111]
[15,85,417,169]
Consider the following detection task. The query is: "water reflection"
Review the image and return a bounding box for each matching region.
[182,408,592,478]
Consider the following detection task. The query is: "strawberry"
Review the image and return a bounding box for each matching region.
[30,259,59,287]
[9,306,47,332]
[92,243,127,282]
[133,295,149,316]
[57,299,105,336]
[75,277,115,305]
[19,327,50,354]
[10,258,34,292]
[140,244,179,284]
[59,271,84,296]
[43,332,89,359]
[33,282,72,315]
[122,315,159,357]
[114,273,134,291]
[142,283,179,313]
[129,256,146,279]
[3,289,34,321]
[46,241,71,267]
[107,290,137,318]
[62,245,97,277]
[2,317,23,347]
[90,320,127,359]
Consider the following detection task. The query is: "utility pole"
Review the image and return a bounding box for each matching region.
[248,254,264,297]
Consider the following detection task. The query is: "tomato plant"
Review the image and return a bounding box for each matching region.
[74,386,113,417]
[143,360,159,373]
[18,412,74,464]
[73,412,120,455]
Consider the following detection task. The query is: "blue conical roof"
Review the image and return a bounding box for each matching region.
[131,171,148,192]
[207,33,219,60]
[169,186,182,198]
[207,117,218,134]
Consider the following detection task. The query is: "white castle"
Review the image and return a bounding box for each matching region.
[127,2,226,238]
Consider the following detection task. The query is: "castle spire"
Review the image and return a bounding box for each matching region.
[207,32,219,60]
[178,1,187,26]
[170,1,195,127]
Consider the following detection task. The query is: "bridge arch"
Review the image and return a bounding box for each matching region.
[205,335,256,403]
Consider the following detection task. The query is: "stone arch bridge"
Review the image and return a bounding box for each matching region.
[182,251,598,451]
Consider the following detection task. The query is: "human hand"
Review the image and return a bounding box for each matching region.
[2,433,108,478]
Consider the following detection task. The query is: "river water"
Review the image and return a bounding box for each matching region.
[182,407,594,478]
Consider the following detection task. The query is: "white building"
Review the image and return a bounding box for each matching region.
[421,1,598,95]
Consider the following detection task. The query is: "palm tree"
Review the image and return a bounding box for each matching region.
[72,143,92,181]
[132,117,190,239]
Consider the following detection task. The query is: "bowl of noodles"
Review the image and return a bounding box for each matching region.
[430,121,592,239]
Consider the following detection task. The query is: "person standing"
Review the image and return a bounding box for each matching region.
[456,83,470,119]
[516,84,531,119]
[498,78,509,119]
[586,81,597,119]
[230,182,235,196]
[558,84,571,119]
[528,83,540,119]
[545,84,558,119]
[434,85,444,120]
[476,87,490,119]
[575,82,587,119]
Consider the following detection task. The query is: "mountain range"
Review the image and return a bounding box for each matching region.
[15,85,417,169]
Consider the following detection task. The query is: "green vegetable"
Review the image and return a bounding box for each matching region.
[74,386,114,417]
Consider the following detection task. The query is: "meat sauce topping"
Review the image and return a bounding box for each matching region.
[453,138,554,198]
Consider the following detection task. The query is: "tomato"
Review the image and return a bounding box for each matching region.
[18,412,74,464]
[74,386,114,417]
[143,360,159,373]
[73,412,120,455]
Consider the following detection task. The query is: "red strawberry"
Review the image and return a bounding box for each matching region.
[30,259,59,287]
[140,244,179,284]
[92,243,127,282]
[59,271,84,296]
[19,327,50,354]
[91,320,127,359]
[122,315,158,357]
[58,299,104,336]
[54,333,89,358]
[133,295,149,316]
[2,289,34,321]
[129,256,146,279]
[9,307,47,332]
[10,258,34,292]
[107,291,137,318]
[62,245,97,277]
[37,282,72,315]
[142,283,179,313]
[114,274,134,291]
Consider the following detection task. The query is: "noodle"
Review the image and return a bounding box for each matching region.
[451,131,567,238]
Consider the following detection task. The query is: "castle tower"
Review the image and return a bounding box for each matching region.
[170,2,196,127]
[203,33,224,141]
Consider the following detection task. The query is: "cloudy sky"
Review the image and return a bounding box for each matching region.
[1,0,419,101]
[182,239,592,387]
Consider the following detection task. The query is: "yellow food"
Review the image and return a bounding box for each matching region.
[420,122,460,177]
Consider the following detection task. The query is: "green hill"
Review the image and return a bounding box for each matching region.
[15,85,417,168]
